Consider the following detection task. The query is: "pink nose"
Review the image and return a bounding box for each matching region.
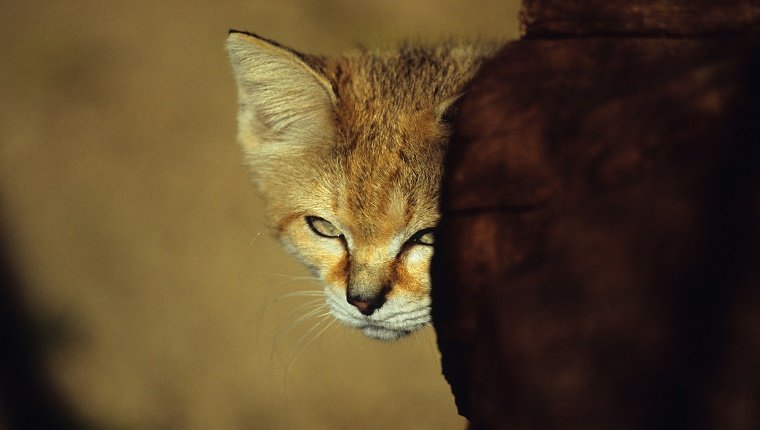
[347,294,385,316]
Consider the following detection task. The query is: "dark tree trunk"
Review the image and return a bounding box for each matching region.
[433,2,759,429]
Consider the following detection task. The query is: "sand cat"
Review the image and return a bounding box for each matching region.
[226,30,497,340]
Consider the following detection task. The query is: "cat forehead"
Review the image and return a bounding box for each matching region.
[324,107,446,204]
[303,147,440,239]
[332,178,439,241]
[314,51,457,235]
[322,53,459,160]
[325,45,476,107]
[321,146,442,206]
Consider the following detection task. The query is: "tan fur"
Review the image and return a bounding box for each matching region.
[226,31,499,340]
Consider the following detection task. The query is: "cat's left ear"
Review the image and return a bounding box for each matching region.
[226,31,336,155]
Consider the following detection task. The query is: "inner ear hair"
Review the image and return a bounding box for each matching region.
[226,31,336,104]
[226,31,337,152]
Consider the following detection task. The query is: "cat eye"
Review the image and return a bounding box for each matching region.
[410,228,435,246]
[305,216,343,238]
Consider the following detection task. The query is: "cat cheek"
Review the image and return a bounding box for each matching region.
[404,246,434,266]
[304,248,345,283]
[393,256,432,298]
[280,230,346,276]
[323,253,349,288]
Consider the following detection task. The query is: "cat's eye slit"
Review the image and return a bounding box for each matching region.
[410,227,435,246]
[305,216,343,238]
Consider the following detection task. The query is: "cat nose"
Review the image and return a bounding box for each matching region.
[346,292,386,316]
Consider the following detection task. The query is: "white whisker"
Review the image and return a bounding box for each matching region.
[275,290,324,301]
[276,304,329,339]
[285,298,325,317]
[252,271,320,281]
[270,278,321,289]
[297,312,334,345]
[285,317,336,382]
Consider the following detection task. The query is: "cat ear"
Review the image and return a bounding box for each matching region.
[437,93,465,126]
[226,31,336,155]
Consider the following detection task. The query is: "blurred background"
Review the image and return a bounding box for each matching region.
[0,1,520,429]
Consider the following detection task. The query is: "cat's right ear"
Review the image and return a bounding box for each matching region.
[226,31,336,155]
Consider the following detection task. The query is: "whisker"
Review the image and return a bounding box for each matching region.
[252,271,320,281]
[412,328,422,346]
[285,317,336,383]
[275,290,324,301]
[285,298,326,317]
[296,312,334,345]
[288,304,329,326]
[425,327,439,359]
[270,278,322,289]
[276,305,329,340]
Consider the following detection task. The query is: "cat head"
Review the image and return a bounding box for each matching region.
[227,31,486,340]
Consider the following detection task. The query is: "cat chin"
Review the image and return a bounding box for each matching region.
[331,314,417,341]
[361,325,412,341]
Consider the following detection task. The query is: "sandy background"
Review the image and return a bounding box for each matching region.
[0,1,519,429]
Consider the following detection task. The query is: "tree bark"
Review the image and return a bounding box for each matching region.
[433,3,760,429]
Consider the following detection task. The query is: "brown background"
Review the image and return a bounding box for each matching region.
[0,1,519,429]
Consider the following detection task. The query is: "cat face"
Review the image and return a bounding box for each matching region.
[227,31,489,340]
[273,152,441,340]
